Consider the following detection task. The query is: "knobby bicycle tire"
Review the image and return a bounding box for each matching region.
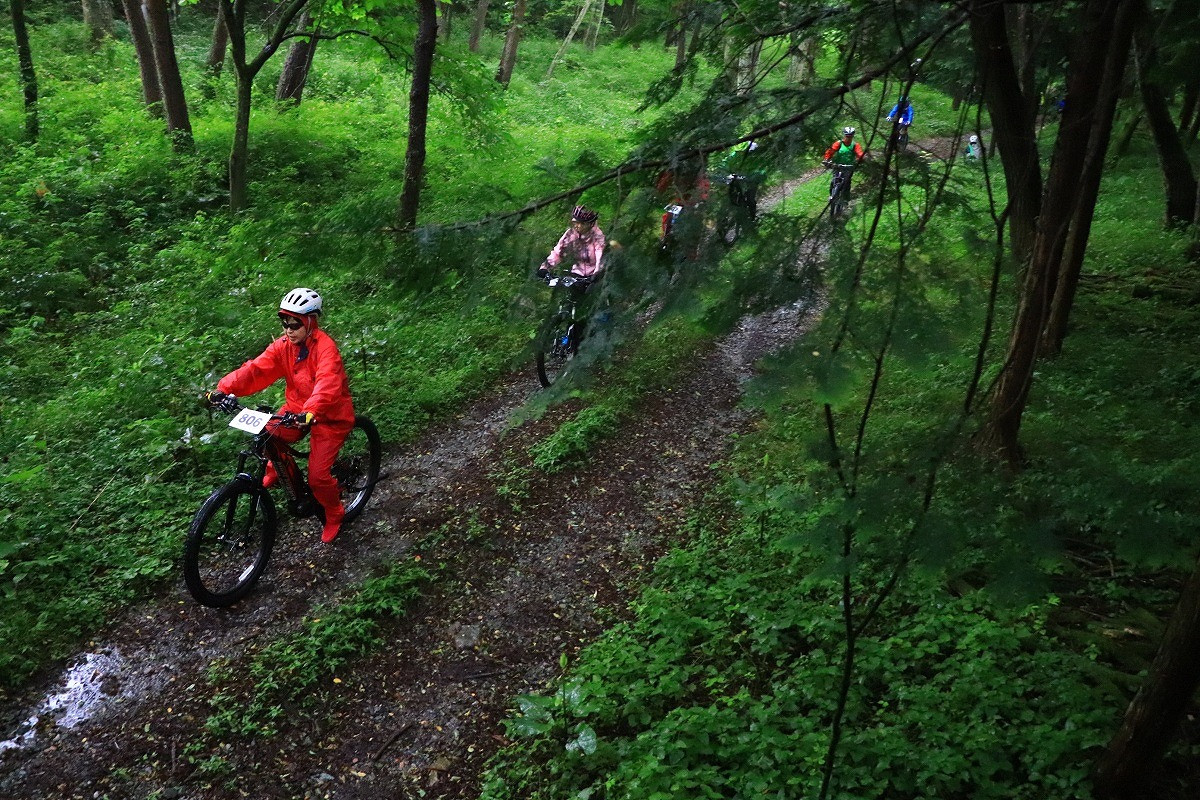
[536,314,573,387]
[183,481,276,608]
[335,416,382,523]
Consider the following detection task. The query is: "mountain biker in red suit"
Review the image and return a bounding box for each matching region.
[213,287,355,543]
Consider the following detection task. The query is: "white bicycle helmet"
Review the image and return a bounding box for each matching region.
[280,287,323,316]
[843,126,856,136]
[969,135,979,143]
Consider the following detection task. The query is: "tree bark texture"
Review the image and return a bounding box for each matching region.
[546,0,592,79]
[586,0,603,50]
[121,0,161,113]
[275,10,317,104]
[82,0,115,42]
[968,0,1042,266]
[1133,18,1198,226]
[220,0,311,211]
[10,0,38,141]
[1041,0,1137,356]
[495,0,526,86]
[1093,551,1200,798]
[204,5,229,92]
[437,1,452,41]
[980,0,1134,462]
[398,0,438,230]
[468,0,489,52]
[144,0,192,148]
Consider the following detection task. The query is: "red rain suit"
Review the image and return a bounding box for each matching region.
[217,327,355,525]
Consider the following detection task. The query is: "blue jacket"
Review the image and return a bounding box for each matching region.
[888,103,914,126]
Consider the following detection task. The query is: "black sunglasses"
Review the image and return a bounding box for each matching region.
[279,317,304,330]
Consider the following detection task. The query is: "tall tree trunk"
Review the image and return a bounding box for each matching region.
[202,5,229,99]
[1112,107,1143,159]
[468,0,489,52]
[735,40,762,96]
[398,0,437,230]
[1180,78,1199,131]
[1132,23,1198,226]
[1041,0,1136,356]
[82,0,115,42]
[229,70,252,212]
[275,10,317,104]
[495,0,526,86]
[1007,3,1038,121]
[673,11,687,70]
[437,1,452,41]
[968,0,1042,266]
[10,0,38,142]
[611,0,636,34]
[220,0,311,211]
[979,0,1135,462]
[144,0,192,149]
[122,0,162,113]
[546,0,592,79]
[586,0,603,50]
[1093,551,1200,798]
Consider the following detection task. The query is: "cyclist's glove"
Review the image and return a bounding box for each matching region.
[206,390,238,414]
[300,412,316,429]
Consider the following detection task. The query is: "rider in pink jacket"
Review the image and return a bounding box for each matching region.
[216,288,354,543]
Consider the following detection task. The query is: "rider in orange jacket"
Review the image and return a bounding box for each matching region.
[215,288,355,543]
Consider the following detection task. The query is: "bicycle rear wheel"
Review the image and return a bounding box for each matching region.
[335,416,382,523]
[183,482,276,608]
[536,315,573,388]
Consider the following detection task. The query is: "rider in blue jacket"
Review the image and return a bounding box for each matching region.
[887,96,914,126]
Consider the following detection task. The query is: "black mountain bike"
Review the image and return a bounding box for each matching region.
[713,173,757,244]
[184,395,381,607]
[535,273,590,388]
[893,122,910,151]
[825,162,856,218]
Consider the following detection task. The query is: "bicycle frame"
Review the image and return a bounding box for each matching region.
[235,412,315,517]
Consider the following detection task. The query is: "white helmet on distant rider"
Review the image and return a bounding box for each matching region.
[280,287,323,316]
[969,135,979,144]
[843,126,856,137]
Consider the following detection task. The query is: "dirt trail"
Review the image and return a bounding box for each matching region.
[0,187,827,800]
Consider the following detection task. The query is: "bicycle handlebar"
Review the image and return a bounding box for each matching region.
[205,391,313,428]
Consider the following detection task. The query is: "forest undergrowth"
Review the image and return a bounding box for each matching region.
[1,7,1199,800]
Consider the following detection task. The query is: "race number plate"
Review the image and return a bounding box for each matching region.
[229,408,272,434]
[664,204,683,215]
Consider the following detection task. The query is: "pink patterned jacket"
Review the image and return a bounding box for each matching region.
[543,226,606,277]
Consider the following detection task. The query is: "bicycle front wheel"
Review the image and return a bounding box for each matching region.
[335,416,382,523]
[183,482,276,608]
[536,315,573,388]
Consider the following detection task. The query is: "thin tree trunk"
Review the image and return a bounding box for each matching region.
[82,0,115,42]
[1008,3,1038,121]
[979,0,1134,462]
[275,10,317,104]
[437,1,452,41]
[10,0,38,142]
[220,0,311,211]
[968,0,1042,266]
[202,4,229,98]
[122,0,162,113]
[229,72,252,212]
[1094,551,1200,798]
[1180,79,1199,132]
[1041,0,1136,356]
[1112,108,1142,159]
[735,40,762,96]
[398,0,438,230]
[1133,24,1198,226]
[546,0,592,80]
[674,15,687,70]
[586,0,603,50]
[144,0,192,149]
[468,0,489,52]
[495,0,526,86]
